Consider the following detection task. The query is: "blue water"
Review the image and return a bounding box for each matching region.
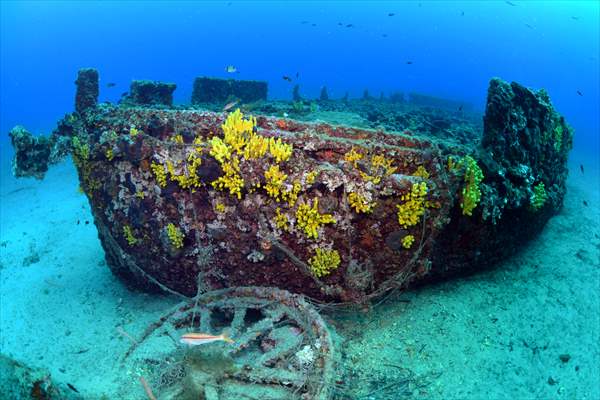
[1,1,598,155]
[0,1,599,398]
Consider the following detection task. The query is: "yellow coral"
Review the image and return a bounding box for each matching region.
[154,138,204,191]
[151,162,168,188]
[355,153,397,184]
[344,147,363,167]
[281,180,301,207]
[359,171,382,185]
[221,108,293,163]
[243,134,269,160]
[165,160,176,176]
[305,170,317,185]
[71,136,99,197]
[264,165,288,200]
[172,134,184,144]
[274,207,290,231]
[207,109,296,203]
[348,192,375,214]
[166,160,191,189]
[168,160,202,190]
[190,136,204,160]
[413,165,430,179]
[447,156,457,171]
[308,248,341,278]
[215,202,226,213]
[209,136,232,163]
[187,145,203,170]
[72,136,89,160]
[268,137,293,163]
[371,154,397,176]
[396,182,428,228]
[553,123,563,152]
[458,155,483,216]
[295,198,336,240]
[212,157,244,199]
[130,126,141,137]
[123,225,138,246]
[401,234,415,249]
[166,223,185,249]
[222,108,256,153]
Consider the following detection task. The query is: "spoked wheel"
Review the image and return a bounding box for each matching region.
[124,287,336,400]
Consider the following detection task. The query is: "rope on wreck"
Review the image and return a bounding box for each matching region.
[257,213,332,293]
[129,260,191,301]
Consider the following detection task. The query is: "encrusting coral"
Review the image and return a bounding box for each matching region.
[208,109,293,200]
[150,162,168,188]
[166,223,185,249]
[344,147,363,167]
[397,182,428,229]
[458,155,484,216]
[296,198,336,240]
[209,136,232,163]
[274,207,290,232]
[348,192,375,214]
[308,248,341,278]
[401,234,415,249]
[211,157,244,199]
[264,165,288,200]
[530,182,548,211]
[123,225,138,246]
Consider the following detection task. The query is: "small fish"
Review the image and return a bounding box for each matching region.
[461,10,465,16]
[571,16,579,20]
[580,164,584,174]
[382,34,388,38]
[505,1,517,6]
[311,23,317,27]
[225,65,238,73]
[388,13,395,17]
[300,21,309,24]
[283,112,289,118]
[524,23,534,29]
[296,72,300,78]
[406,61,413,65]
[337,22,343,26]
[223,101,238,112]
[583,200,588,207]
[66,383,79,393]
[106,82,116,88]
[458,105,463,111]
[180,331,234,346]
[346,24,353,28]
[121,91,128,97]
[577,90,583,96]
[282,75,292,82]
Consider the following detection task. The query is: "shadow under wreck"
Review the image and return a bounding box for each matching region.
[9,68,573,304]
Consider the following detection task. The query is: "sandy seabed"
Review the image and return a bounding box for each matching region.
[1,153,598,399]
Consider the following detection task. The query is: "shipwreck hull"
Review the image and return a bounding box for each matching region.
[80,108,453,302]
[9,69,572,303]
